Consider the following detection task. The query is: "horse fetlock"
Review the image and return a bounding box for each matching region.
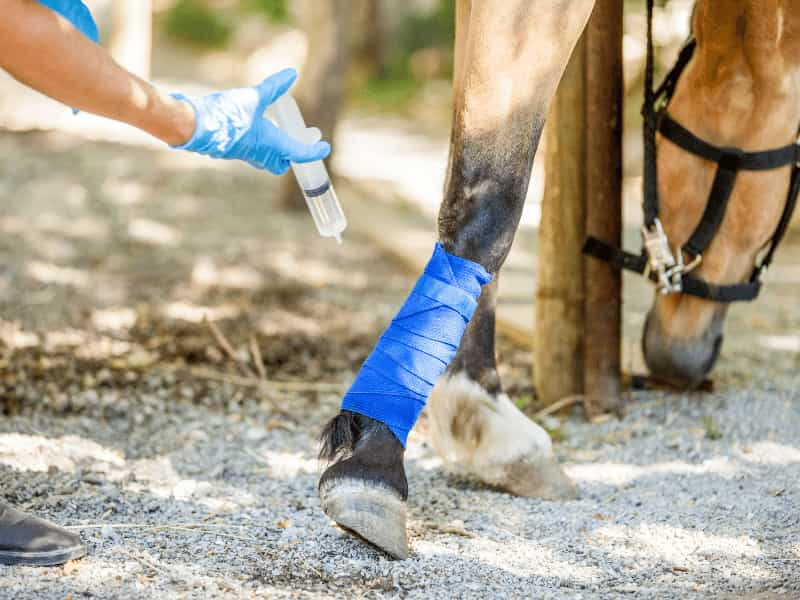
[318,411,409,558]
[427,372,576,499]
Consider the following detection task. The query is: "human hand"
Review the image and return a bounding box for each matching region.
[171,68,330,175]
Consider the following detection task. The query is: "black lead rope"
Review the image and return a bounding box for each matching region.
[583,0,800,303]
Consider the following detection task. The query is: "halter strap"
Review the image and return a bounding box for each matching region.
[583,0,800,304]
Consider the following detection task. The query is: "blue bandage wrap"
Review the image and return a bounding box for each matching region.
[341,243,492,446]
[38,0,99,43]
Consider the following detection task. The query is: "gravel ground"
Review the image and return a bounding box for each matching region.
[0,129,798,599]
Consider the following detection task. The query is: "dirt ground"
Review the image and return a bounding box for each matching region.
[0,129,799,599]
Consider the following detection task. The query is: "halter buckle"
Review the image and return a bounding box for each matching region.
[642,219,701,295]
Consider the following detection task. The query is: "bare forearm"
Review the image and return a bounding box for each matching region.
[0,0,194,145]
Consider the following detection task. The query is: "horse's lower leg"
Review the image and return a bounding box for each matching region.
[319,0,595,559]
[428,279,575,499]
[428,0,594,499]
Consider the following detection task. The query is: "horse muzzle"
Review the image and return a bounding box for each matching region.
[642,306,725,388]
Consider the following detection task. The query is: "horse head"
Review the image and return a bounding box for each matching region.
[643,1,800,386]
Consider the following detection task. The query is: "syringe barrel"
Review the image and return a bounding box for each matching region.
[270,94,347,242]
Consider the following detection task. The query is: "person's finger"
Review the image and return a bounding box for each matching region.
[255,68,297,113]
[293,141,331,163]
[273,159,291,175]
[272,128,331,163]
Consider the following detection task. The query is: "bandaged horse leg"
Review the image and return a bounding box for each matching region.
[319,245,489,558]
[319,0,593,559]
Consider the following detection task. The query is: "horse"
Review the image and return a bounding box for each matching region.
[642,0,800,385]
[317,0,800,559]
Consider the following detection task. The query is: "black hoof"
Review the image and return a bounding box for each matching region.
[318,411,409,559]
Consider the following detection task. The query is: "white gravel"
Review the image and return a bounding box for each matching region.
[0,375,798,599]
[0,119,798,598]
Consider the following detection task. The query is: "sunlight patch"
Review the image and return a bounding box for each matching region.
[0,433,124,473]
[271,249,368,288]
[163,301,241,323]
[252,450,317,479]
[758,335,800,352]
[91,307,138,332]
[257,309,321,336]
[27,260,89,288]
[128,218,181,246]
[0,320,40,349]
[738,441,800,465]
[568,457,739,486]
[591,522,762,566]
[192,257,263,290]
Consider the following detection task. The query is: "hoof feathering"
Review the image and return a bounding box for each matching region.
[428,373,577,500]
[320,478,408,559]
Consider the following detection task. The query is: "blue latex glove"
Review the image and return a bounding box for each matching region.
[37,0,99,43]
[171,68,330,175]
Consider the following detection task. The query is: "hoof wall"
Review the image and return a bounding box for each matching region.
[320,478,408,559]
[494,455,578,500]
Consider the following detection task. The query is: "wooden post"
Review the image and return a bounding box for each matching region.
[108,0,153,79]
[534,36,587,407]
[583,0,623,416]
[534,2,623,412]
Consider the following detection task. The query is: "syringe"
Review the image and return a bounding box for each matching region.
[270,94,347,244]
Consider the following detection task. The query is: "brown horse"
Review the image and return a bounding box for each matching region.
[319,0,799,559]
[644,0,800,384]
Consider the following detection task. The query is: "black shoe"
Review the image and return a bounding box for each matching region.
[0,500,86,566]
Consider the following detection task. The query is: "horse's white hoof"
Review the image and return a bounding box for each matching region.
[319,478,408,559]
[427,372,577,500]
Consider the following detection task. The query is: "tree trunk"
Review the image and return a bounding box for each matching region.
[583,0,624,417]
[108,0,152,79]
[534,35,588,407]
[363,0,388,79]
[278,0,352,210]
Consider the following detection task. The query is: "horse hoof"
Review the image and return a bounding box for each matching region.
[318,411,409,559]
[320,478,408,559]
[428,373,578,500]
[493,454,578,500]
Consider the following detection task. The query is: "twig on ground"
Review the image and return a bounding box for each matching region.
[70,522,258,544]
[204,316,254,377]
[424,521,473,538]
[249,335,267,381]
[245,447,270,467]
[158,525,257,543]
[67,522,250,531]
[130,553,172,577]
[534,394,582,420]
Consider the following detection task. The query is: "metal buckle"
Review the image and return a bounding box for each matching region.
[642,218,702,295]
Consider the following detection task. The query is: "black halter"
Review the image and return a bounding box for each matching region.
[583,0,800,303]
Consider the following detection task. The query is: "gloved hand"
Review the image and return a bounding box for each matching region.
[37,0,99,43]
[171,68,330,175]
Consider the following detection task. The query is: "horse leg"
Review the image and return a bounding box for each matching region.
[319,0,595,559]
[428,0,594,499]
